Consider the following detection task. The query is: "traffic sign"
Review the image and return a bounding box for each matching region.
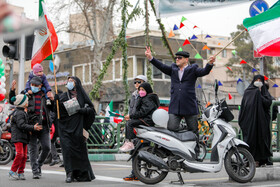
[249,0,269,17]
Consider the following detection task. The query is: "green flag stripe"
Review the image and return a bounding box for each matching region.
[39,0,54,61]
[39,0,44,17]
[243,3,280,29]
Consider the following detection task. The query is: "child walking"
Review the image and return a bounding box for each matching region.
[9,94,42,180]
[25,63,52,104]
[120,82,160,152]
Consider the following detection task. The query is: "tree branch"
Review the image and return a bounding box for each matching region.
[100,0,116,46]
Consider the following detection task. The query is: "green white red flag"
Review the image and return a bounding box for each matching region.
[105,100,124,124]
[243,1,280,56]
[31,0,58,68]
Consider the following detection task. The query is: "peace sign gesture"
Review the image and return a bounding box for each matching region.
[145,46,153,61]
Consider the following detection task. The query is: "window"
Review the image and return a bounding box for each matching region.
[222,49,227,58]
[115,60,121,79]
[210,48,215,55]
[73,64,91,84]
[74,66,83,80]
[164,60,173,79]
[127,57,134,78]
[137,58,145,75]
[84,64,91,83]
[207,49,211,56]
[153,59,163,79]
[104,61,113,81]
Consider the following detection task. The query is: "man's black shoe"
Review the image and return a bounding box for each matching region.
[66,172,73,183]
[59,162,64,167]
[33,173,40,179]
[49,160,60,166]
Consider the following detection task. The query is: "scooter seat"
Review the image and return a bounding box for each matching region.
[139,126,197,142]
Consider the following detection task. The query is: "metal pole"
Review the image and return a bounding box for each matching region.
[260,57,264,75]
[18,33,25,94]
[242,65,246,83]
[8,59,13,91]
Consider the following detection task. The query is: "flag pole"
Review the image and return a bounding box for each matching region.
[48,33,60,119]
[213,29,246,58]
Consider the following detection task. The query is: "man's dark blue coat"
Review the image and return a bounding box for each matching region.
[150,58,213,115]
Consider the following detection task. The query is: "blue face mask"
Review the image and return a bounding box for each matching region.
[31,86,40,93]
[66,82,74,90]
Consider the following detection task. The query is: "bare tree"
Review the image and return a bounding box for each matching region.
[50,0,117,81]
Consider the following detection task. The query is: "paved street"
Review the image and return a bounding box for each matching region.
[1,160,280,187]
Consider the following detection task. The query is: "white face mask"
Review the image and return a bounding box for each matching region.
[254,81,263,88]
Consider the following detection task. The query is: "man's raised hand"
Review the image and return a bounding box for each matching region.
[145,46,153,61]
[208,56,216,65]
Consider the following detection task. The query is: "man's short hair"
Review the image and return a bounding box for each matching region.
[30,76,42,85]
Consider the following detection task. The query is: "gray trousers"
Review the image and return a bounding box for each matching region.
[167,114,199,155]
[28,126,51,174]
[50,141,58,160]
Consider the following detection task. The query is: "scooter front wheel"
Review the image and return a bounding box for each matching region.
[224,146,256,183]
[133,146,168,185]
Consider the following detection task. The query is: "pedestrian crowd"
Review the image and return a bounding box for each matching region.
[8,62,96,183]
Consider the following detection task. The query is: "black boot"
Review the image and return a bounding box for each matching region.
[66,172,73,183]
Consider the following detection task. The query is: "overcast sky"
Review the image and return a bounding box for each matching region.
[7,0,279,43]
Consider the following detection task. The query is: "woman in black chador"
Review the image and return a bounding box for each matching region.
[55,76,96,183]
[239,75,273,167]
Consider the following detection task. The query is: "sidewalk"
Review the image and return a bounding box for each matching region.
[252,162,280,182]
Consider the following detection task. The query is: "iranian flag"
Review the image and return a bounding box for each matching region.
[105,101,124,124]
[31,0,58,68]
[243,1,280,56]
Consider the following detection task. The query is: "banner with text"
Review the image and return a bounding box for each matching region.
[155,0,252,18]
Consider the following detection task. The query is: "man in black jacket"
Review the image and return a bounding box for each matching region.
[9,77,54,179]
[145,47,215,158]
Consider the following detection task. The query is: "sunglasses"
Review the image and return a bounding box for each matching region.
[134,81,142,84]
[175,56,183,60]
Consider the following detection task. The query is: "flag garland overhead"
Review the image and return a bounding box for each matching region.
[179,22,184,28]
[173,24,179,30]
[190,35,198,40]
[183,39,191,46]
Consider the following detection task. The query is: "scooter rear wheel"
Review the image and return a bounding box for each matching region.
[0,142,14,165]
[133,146,168,184]
[224,146,256,183]
[198,142,207,160]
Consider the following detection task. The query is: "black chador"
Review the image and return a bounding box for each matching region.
[239,75,272,164]
[57,76,96,181]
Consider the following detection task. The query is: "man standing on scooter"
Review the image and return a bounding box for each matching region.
[145,47,215,159]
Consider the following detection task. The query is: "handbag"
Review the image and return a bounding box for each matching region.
[63,97,80,116]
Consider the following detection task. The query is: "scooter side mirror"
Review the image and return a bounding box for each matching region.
[214,79,219,93]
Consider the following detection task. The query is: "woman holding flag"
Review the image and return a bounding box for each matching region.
[54,76,96,183]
